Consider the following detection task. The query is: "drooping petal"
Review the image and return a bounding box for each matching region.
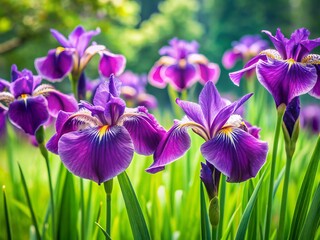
[146,121,191,173]
[163,63,197,91]
[256,59,317,106]
[99,51,126,77]
[201,127,268,182]
[222,50,243,69]
[50,29,71,47]
[148,64,167,88]
[35,49,74,82]
[176,98,205,126]
[123,106,166,155]
[0,79,10,91]
[199,81,226,129]
[229,54,267,86]
[104,96,125,125]
[309,64,320,98]
[197,63,220,84]
[58,125,134,184]
[8,96,49,135]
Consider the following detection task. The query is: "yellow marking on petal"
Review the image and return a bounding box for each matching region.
[260,49,282,60]
[20,94,28,99]
[220,126,233,135]
[302,54,320,64]
[178,59,187,68]
[98,125,109,140]
[56,46,65,55]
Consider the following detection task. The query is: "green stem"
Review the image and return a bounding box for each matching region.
[70,74,79,101]
[218,175,226,239]
[277,153,293,240]
[104,179,113,238]
[264,105,285,240]
[80,179,85,240]
[212,226,217,240]
[200,182,210,240]
[2,186,12,240]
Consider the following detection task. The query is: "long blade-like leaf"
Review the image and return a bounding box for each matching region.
[289,135,320,239]
[18,163,41,240]
[235,170,266,240]
[200,182,211,240]
[117,171,150,240]
[2,186,12,240]
[95,222,112,240]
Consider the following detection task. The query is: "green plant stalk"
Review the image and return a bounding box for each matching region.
[200,182,210,240]
[3,186,12,240]
[211,226,217,240]
[264,104,285,240]
[80,179,85,240]
[70,74,79,101]
[276,153,293,240]
[104,179,113,238]
[218,175,226,239]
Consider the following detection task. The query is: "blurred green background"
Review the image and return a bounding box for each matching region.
[0,0,319,100]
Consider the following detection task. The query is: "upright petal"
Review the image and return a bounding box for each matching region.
[123,106,166,155]
[104,96,125,125]
[35,49,74,82]
[176,98,205,126]
[76,27,101,56]
[50,29,71,47]
[8,96,49,135]
[283,97,300,137]
[262,29,288,59]
[197,63,220,84]
[58,125,134,184]
[148,64,167,88]
[201,127,268,182]
[256,59,317,106]
[99,51,126,77]
[10,76,34,98]
[0,79,10,91]
[222,50,242,69]
[146,121,191,173]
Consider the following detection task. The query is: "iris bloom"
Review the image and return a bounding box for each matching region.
[222,34,268,69]
[300,104,320,134]
[35,25,126,82]
[46,75,165,184]
[149,38,220,92]
[119,71,157,109]
[0,65,78,135]
[230,28,320,107]
[147,81,268,182]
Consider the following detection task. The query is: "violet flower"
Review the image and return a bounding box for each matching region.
[300,104,320,134]
[119,71,157,109]
[35,25,125,82]
[149,38,220,92]
[0,65,78,135]
[222,35,268,69]
[230,28,320,107]
[147,81,268,182]
[46,75,165,184]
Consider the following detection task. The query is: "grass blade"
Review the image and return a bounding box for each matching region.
[289,135,320,239]
[200,182,211,240]
[95,222,112,240]
[2,185,12,240]
[117,171,150,240]
[18,163,41,240]
[235,170,266,240]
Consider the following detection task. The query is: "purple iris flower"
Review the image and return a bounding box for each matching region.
[35,25,126,82]
[0,65,78,135]
[119,71,157,109]
[46,75,166,184]
[230,28,320,107]
[222,35,268,69]
[149,38,220,92]
[300,104,320,134]
[147,81,268,182]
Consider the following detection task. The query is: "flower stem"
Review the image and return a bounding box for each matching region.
[211,226,217,240]
[80,179,85,240]
[70,74,79,101]
[218,175,226,239]
[276,151,293,240]
[264,105,285,240]
[104,179,113,238]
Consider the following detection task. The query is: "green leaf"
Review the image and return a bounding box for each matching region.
[57,171,78,240]
[2,185,12,240]
[117,171,150,240]
[200,182,211,240]
[235,170,266,240]
[221,206,241,240]
[18,163,41,240]
[299,184,320,240]
[95,222,112,240]
[289,135,320,239]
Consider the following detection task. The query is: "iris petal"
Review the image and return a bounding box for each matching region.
[99,51,126,77]
[176,98,205,126]
[222,50,242,69]
[58,125,134,184]
[148,64,167,88]
[309,65,320,98]
[10,76,34,98]
[104,96,125,125]
[197,63,220,84]
[8,96,49,135]
[256,59,317,106]
[201,127,268,182]
[50,29,71,48]
[146,122,191,173]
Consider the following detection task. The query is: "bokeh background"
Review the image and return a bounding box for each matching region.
[0,0,319,102]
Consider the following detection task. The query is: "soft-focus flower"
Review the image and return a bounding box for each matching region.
[35,25,126,82]
[300,104,320,134]
[119,71,157,109]
[230,28,320,107]
[222,35,268,69]
[149,38,220,92]
[0,65,78,135]
[147,81,268,182]
[47,75,165,184]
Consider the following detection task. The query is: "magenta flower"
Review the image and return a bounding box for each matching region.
[46,75,165,184]
[119,71,157,109]
[149,38,220,92]
[147,81,268,182]
[222,35,268,69]
[301,104,320,134]
[0,65,78,135]
[35,25,126,82]
[230,28,320,107]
